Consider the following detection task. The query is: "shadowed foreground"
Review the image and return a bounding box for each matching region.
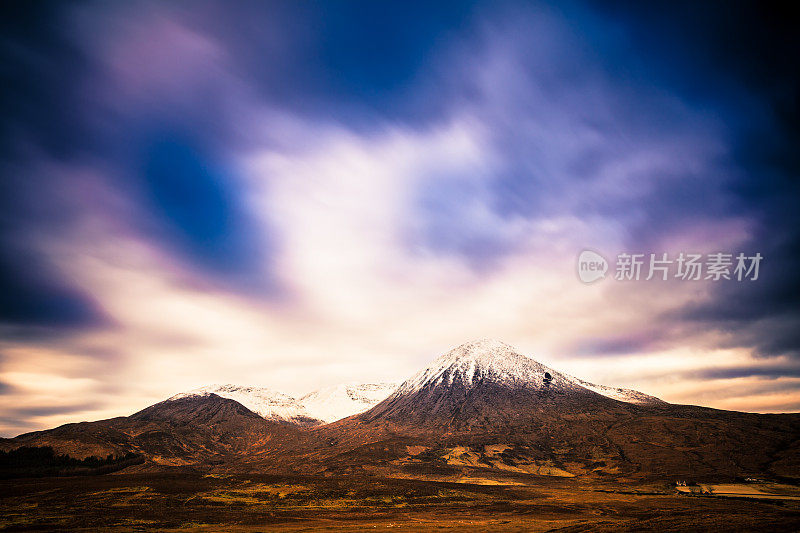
[2,472,800,532]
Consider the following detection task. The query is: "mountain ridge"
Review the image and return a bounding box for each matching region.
[2,340,799,482]
[168,381,399,426]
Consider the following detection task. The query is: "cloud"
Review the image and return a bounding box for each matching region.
[0,0,798,434]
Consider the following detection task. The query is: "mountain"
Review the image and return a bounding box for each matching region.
[1,394,311,467]
[299,382,399,423]
[361,339,636,430]
[3,339,799,483]
[168,385,320,426]
[168,382,398,426]
[322,340,800,481]
[384,339,661,405]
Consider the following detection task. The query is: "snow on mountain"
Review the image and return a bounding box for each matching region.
[392,339,662,404]
[168,384,313,423]
[395,339,582,394]
[170,382,399,425]
[299,382,399,423]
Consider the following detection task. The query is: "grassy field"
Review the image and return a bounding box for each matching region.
[2,472,800,532]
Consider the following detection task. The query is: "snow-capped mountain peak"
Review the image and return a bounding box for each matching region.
[392,339,662,405]
[396,339,579,394]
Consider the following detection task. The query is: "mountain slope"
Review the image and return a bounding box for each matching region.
[569,377,665,405]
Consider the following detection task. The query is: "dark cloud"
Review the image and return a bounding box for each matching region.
[0,403,100,433]
[0,172,108,329]
[0,3,108,329]
[584,1,800,362]
[201,0,480,125]
[693,365,800,381]
[0,248,107,329]
[0,1,95,160]
[2,403,98,419]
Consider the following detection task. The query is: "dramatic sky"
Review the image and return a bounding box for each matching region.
[1,1,799,436]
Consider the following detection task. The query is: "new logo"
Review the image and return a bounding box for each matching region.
[577,250,608,283]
